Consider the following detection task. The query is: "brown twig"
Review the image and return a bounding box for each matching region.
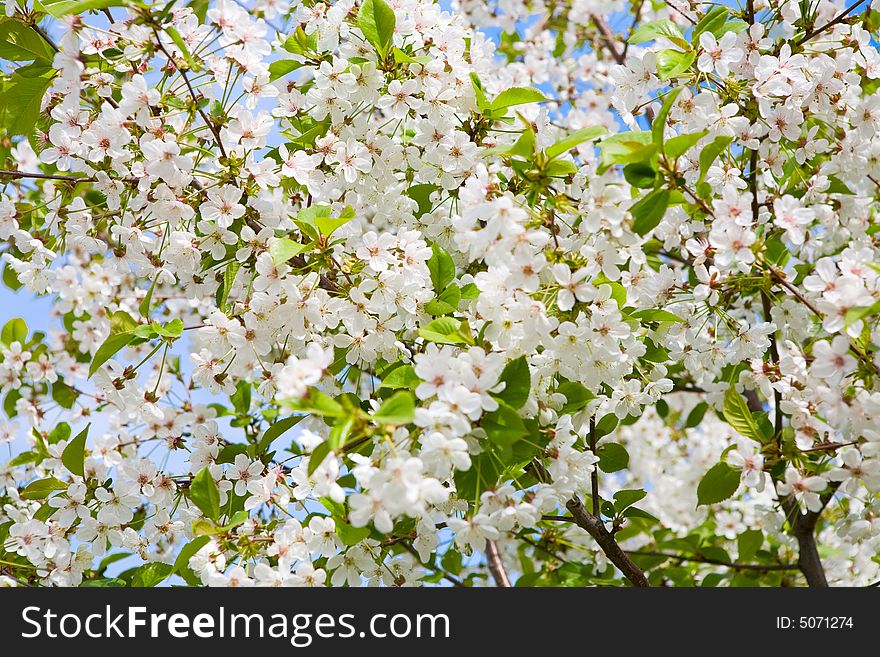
[796,0,867,45]
[485,540,512,588]
[565,496,651,587]
[625,550,798,572]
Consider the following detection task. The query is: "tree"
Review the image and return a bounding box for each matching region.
[0,0,878,588]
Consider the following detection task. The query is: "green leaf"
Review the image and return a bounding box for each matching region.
[282,26,317,56]
[171,536,211,577]
[493,355,531,409]
[623,162,657,188]
[287,388,346,417]
[489,86,548,112]
[230,380,251,414]
[379,363,420,390]
[652,87,683,145]
[165,25,198,70]
[307,440,332,476]
[21,477,67,500]
[697,462,741,506]
[737,529,763,561]
[599,131,655,168]
[259,415,305,453]
[190,468,221,521]
[685,401,708,428]
[61,424,89,478]
[270,237,310,265]
[130,562,173,588]
[593,413,619,439]
[216,260,240,312]
[408,183,437,217]
[845,300,880,326]
[373,390,415,425]
[545,126,606,160]
[657,49,696,80]
[41,0,126,17]
[268,59,303,80]
[692,6,729,43]
[613,488,647,512]
[88,332,136,377]
[424,284,461,315]
[52,381,78,409]
[315,205,354,237]
[557,379,594,414]
[427,243,455,292]
[597,442,630,473]
[723,386,762,441]
[418,317,471,345]
[698,136,733,183]
[0,19,55,63]
[629,308,683,323]
[358,0,396,57]
[630,188,670,236]
[665,130,708,159]
[139,274,158,318]
[335,519,371,546]
[628,19,689,50]
[1,317,27,345]
[482,400,528,447]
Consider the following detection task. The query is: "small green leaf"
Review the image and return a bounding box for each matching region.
[373,391,415,425]
[259,415,305,453]
[697,462,741,506]
[630,188,670,236]
[61,424,89,478]
[557,379,595,414]
[597,442,630,473]
[493,355,531,409]
[737,529,763,561]
[130,562,173,588]
[628,19,689,50]
[545,126,606,160]
[613,488,647,512]
[665,130,708,159]
[482,400,528,447]
[269,59,303,80]
[190,468,221,521]
[270,237,310,265]
[335,519,371,546]
[685,401,708,428]
[1,317,27,345]
[489,86,548,112]
[629,308,683,323]
[723,386,762,441]
[307,440,332,476]
[379,364,421,390]
[698,136,733,183]
[166,25,198,70]
[358,0,396,56]
[171,536,211,577]
[21,477,68,500]
[419,317,471,345]
[89,332,136,377]
[427,243,455,292]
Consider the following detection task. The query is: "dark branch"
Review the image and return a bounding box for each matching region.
[485,540,512,588]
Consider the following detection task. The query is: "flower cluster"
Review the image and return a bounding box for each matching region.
[0,0,879,588]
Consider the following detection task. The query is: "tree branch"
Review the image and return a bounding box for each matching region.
[778,482,841,587]
[796,0,867,45]
[565,496,651,587]
[625,550,798,572]
[485,540,512,588]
